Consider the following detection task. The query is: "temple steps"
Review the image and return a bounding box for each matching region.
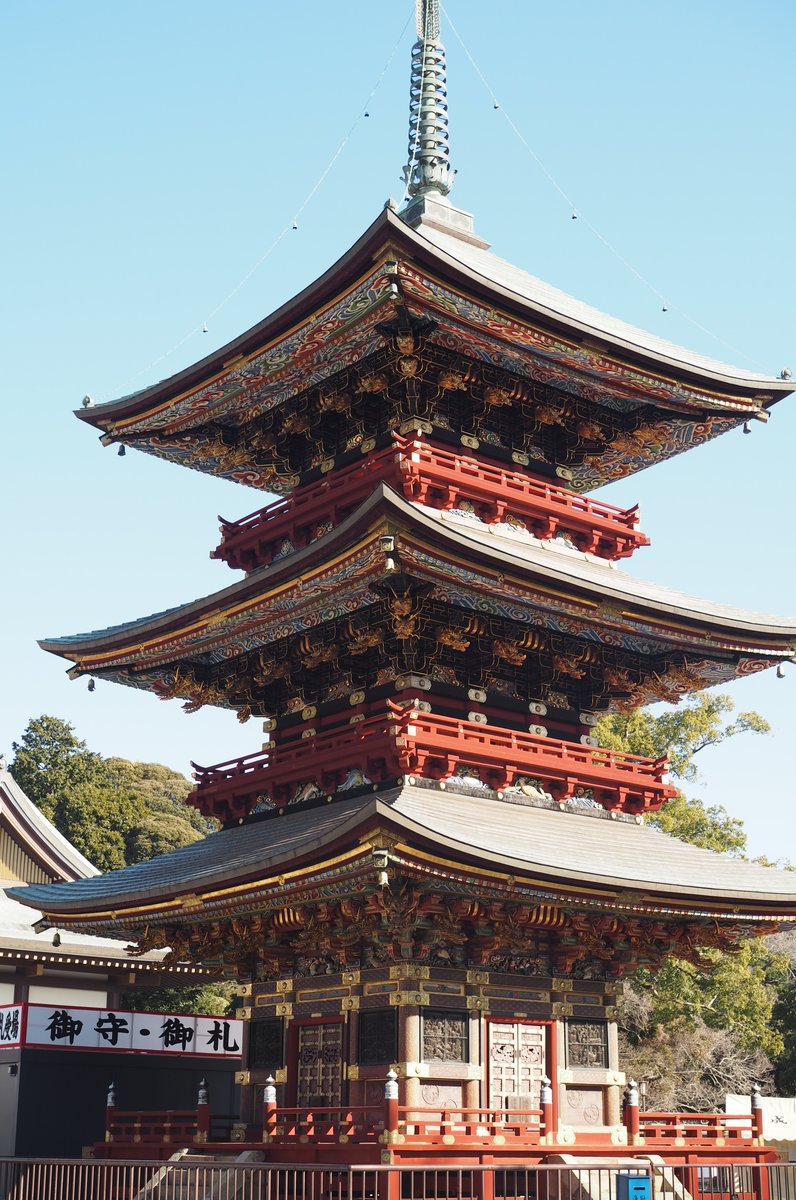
[548,1155,692,1200]
[131,1148,264,1200]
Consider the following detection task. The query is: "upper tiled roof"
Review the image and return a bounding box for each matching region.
[416,219,776,387]
[70,209,793,495]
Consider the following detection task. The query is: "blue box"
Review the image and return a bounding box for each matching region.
[616,1175,651,1200]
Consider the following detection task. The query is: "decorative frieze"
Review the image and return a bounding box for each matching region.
[422,1010,468,1062]
[566,1021,609,1069]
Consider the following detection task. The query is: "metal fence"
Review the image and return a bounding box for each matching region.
[1,1157,796,1200]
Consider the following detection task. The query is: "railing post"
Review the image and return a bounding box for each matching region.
[262,1076,278,1142]
[384,1068,399,1141]
[752,1082,764,1139]
[540,1075,553,1143]
[105,1081,116,1144]
[751,1086,770,1200]
[624,1078,641,1144]
[195,1078,210,1143]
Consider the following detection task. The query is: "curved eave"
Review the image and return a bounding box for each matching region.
[39,486,796,675]
[77,208,400,430]
[8,786,796,929]
[403,216,792,400]
[76,208,792,436]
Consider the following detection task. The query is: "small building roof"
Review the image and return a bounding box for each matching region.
[0,767,98,883]
[0,768,206,978]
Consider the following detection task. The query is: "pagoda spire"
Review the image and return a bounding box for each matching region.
[402,0,453,201]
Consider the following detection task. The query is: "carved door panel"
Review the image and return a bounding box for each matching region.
[296,1022,343,1109]
[488,1022,546,1113]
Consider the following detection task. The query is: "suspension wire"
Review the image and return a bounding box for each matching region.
[441,5,765,371]
[136,11,413,381]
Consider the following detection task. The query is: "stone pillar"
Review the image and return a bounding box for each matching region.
[403,1006,422,1107]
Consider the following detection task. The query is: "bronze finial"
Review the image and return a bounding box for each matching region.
[402,0,453,200]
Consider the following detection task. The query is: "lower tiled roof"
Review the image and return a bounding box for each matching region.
[8,782,796,924]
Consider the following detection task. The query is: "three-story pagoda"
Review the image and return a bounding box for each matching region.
[13,2,796,1167]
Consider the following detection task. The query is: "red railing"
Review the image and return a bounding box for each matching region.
[211,436,648,572]
[212,448,401,570]
[189,713,399,822]
[394,704,674,812]
[639,1111,756,1142]
[263,1106,384,1144]
[105,1105,207,1146]
[97,1101,761,1156]
[189,706,673,823]
[399,1106,543,1144]
[398,437,648,559]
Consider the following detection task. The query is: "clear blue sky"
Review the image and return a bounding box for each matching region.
[2,1,794,859]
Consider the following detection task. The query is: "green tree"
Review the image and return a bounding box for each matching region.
[56,779,144,871]
[648,793,747,855]
[596,692,769,784]
[596,693,785,1108]
[596,692,767,853]
[105,758,208,863]
[121,981,237,1017]
[10,716,206,870]
[11,714,105,820]
[625,941,787,1060]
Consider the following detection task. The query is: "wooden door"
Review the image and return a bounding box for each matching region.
[296,1022,343,1109]
[488,1021,546,1113]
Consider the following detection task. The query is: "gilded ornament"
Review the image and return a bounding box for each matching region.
[553,655,587,680]
[301,644,337,669]
[494,640,527,666]
[436,626,471,652]
[280,412,311,436]
[318,391,351,414]
[575,419,605,441]
[610,427,650,454]
[483,385,512,407]
[358,372,390,394]
[346,624,384,655]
